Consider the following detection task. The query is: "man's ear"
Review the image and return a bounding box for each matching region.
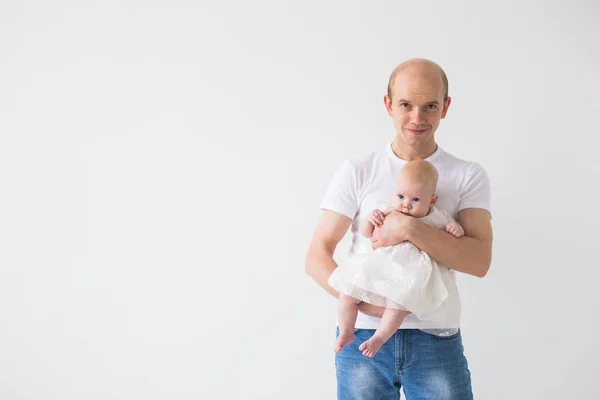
[384,95,394,117]
[441,97,451,119]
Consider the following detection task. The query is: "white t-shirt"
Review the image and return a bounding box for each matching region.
[320,143,492,329]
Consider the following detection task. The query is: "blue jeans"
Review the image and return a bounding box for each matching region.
[335,328,473,400]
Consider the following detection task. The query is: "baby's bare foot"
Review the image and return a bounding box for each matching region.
[334,331,354,352]
[358,336,385,358]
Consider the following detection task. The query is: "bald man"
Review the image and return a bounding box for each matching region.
[305,59,492,399]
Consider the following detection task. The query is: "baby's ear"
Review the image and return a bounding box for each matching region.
[431,194,439,206]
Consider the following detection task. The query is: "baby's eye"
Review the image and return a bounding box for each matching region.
[398,194,404,200]
[413,198,420,202]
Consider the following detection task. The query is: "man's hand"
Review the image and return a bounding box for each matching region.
[371,211,416,250]
[357,302,385,318]
[358,302,411,318]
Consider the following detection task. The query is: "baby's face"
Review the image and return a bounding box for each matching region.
[392,176,435,218]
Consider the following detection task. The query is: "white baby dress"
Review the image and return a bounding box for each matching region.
[328,204,461,327]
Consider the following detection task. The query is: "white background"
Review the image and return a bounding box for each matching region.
[1,1,599,399]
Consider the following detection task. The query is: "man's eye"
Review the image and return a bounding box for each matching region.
[398,195,404,199]
[426,104,437,109]
[400,103,410,108]
[413,198,420,202]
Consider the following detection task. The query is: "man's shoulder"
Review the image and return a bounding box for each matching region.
[345,145,388,171]
[436,148,488,176]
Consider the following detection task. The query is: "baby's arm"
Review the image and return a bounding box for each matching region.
[360,209,388,238]
[445,218,465,238]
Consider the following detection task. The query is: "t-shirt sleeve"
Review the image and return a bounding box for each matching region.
[319,160,359,220]
[458,162,492,216]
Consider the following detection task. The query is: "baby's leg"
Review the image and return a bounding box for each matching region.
[334,294,361,352]
[359,308,409,358]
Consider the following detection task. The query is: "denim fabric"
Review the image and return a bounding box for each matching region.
[335,328,473,400]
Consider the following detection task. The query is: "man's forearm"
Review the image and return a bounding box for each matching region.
[305,245,385,318]
[407,220,492,277]
[305,244,340,298]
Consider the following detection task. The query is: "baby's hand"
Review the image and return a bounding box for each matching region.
[368,209,385,227]
[446,222,464,238]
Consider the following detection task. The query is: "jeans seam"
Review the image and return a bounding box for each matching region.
[396,331,401,371]
[404,330,411,369]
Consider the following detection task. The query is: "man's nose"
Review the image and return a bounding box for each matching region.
[410,108,425,124]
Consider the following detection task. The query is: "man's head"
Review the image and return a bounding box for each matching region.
[384,58,451,151]
[393,159,439,218]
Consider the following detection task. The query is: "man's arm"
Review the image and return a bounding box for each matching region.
[372,208,493,277]
[305,210,385,317]
[305,211,352,297]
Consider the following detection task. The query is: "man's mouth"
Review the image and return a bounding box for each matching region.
[406,128,428,135]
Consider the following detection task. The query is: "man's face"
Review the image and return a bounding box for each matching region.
[384,69,451,148]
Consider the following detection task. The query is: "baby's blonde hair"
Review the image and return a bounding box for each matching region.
[400,160,439,192]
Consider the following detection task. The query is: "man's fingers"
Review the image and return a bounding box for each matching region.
[372,239,385,250]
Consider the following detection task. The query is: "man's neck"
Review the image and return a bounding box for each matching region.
[391,140,438,161]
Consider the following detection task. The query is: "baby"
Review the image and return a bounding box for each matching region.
[328,160,464,357]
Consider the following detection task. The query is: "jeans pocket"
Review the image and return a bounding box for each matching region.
[434,329,461,340]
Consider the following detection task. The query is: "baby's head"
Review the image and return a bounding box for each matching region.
[393,160,439,218]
